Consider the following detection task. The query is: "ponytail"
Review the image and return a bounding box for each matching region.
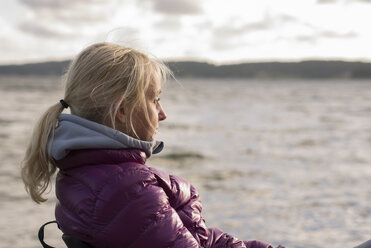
[21,103,64,203]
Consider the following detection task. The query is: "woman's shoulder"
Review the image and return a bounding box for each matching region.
[56,149,159,203]
[58,152,155,188]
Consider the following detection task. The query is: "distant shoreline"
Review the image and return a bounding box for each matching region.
[1,60,371,79]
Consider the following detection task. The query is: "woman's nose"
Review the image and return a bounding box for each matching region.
[158,104,167,121]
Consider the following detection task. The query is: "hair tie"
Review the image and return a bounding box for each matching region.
[59,99,69,109]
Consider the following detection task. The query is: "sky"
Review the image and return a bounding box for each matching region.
[1,0,371,64]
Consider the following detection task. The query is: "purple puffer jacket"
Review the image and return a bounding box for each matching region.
[51,114,285,248]
[55,148,281,248]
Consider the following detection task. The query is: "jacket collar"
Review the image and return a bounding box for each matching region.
[48,114,164,160]
[56,149,147,170]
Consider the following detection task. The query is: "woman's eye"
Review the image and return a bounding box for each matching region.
[154,97,160,104]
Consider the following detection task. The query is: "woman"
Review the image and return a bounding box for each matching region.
[21,42,285,248]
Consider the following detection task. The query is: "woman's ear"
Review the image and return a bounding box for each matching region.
[115,100,126,124]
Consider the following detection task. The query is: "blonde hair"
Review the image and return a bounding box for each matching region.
[21,42,171,203]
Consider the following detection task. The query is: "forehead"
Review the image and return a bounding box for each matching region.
[146,77,162,96]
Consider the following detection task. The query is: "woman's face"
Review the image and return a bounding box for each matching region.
[129,78,167,141]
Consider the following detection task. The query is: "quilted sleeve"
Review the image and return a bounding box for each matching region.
[150,168,285,248]
[244,240,286,248]
[151,169,246,248]
[205,228,246,248]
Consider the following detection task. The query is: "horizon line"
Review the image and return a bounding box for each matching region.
[1,56,371,67]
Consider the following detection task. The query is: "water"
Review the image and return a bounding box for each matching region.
[0,76,370,247]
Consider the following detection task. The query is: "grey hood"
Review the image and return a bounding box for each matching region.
[49,114,164,160]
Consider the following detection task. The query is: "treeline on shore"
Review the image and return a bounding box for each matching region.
[1,60,371,78]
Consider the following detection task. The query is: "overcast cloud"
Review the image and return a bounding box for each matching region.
[318,0,371,3]
[18,0,122,39]
[1,0,371,64]
[148,0,202,15]
[18,22,68,38]
[154,17,183,30]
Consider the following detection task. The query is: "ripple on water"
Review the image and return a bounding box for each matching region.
[0,191,29,203]
[159,151,205,161]
[0,133,9,139]
[0,118,14,126]
[295,139,320,147]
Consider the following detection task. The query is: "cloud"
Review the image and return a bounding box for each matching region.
[141,0,202,15]
[209,14,301,51]
[105,27,141,44]
[319,30,357,38]
[211,38,248,51]
[296,35,316,43]
[211,12,357,48]
[20,0,80,9]
[17,0,122,39]
[295,30,357,43]
[213,21,269,38]
[317,0,338,3]
[318,0,371,3]
[278,14,298,23]
[154,17,182,30]
[19,0,108,10]
[212,14,298,38]
[195,21,213,30]
[18,22,68,38]
[19,0,120,25]
[244,20,272,31]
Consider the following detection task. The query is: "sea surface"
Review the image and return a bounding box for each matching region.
[0,76,370,248]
